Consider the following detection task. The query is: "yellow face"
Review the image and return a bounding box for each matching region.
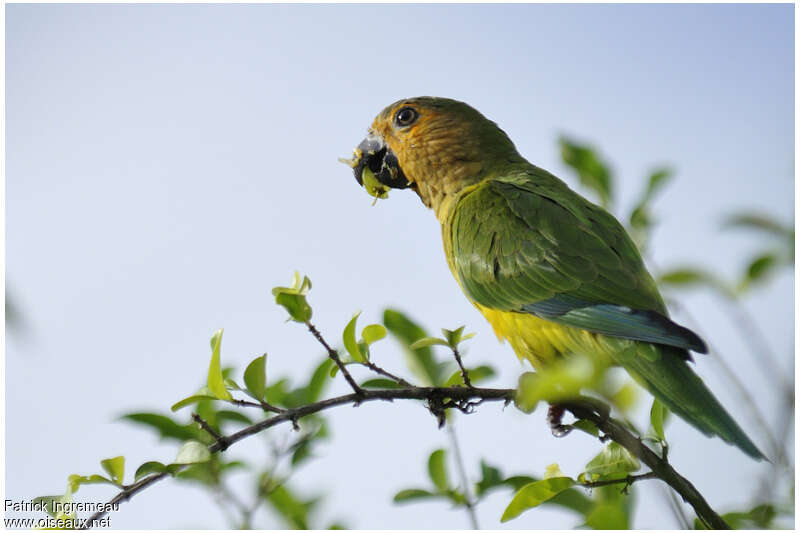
[369,97,486,187]
[344,96,519,210]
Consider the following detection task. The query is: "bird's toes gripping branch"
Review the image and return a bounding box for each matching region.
[547,404,573,437]
[547,398,612,438]
[427,394,484,427]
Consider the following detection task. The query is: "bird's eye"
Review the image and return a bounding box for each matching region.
[394,107,419,127]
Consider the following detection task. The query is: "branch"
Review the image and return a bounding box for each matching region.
[305,320,364,395]
[192,413,230,452]
[79,386,512,528]
[561,400,730,529]
[446,423,479,529]
[80,389,729,530]
[362,360,414,387]
[578,471,658,490]
[451,346,472,387]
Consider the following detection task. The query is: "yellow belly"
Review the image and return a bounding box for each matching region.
[476,304,620,370]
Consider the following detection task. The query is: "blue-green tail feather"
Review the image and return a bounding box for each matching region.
[615,345,766,460]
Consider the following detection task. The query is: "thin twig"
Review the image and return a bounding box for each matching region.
[228,398,286,414]
[579,471,658,489]
[192,414,230,451]
[446,423,479,529]
[452,346,472,387]
[305,321,364,395]
[363,360,414,387]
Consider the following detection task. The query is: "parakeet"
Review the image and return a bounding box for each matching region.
[343,96,764,460]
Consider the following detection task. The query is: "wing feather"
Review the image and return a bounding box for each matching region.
[450,170,707,354]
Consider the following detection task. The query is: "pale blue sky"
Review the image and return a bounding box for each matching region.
[6,3,793,529]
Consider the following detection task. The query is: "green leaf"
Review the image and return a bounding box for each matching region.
[444,489,467,505]
[475,460,504,496]
[723,212,793,238]
[224,378,242,390]
[361,323,387,345]
[572,419,599,437]
[134,461,168,481]
[645,168,673,198]
[559,136,612,208]
[221,460,248,473]
[543,463,564,479]
[274,292,313,322]
[207,329,232,400]
[170,395,218,412]
[342,312,365,362]
[360,378,402,389]
[442,326,465,347]
[121,412,204,441]
[739,252,780,292]
[609,381,638,412]
[216,410,254,426]
[290,440,314,467]
[707,504,777,529]
[546,487,594,516]
[649,398,668,442]
[100,456,125,485]
[265,378,290,406]
[514,372,540,413]
[628,205,650,230]
[34,495,72,519]
[175,462,219,486]
[383,308,442,386]
[746,253,778,280]
[360,166,391,201]
[503,475,537,491]
[658,267,733,297]
[501,477,576,522]
[514,355,605,414]
[658,268,712,286]
[67,474,115,493]
[583,442,640,481]
[629,167,673,232]
[427,449,449,491]
[409,337,450,349]
[303,358,334,403]
[393,489,436,502]
[265,484,316,530]
[244,354,268,401]
[445,365,496,387]
[272,272,313,322]
[585,503,629,529]
[174,441,211,464]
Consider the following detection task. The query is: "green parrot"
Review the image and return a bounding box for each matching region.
[343,96,764,460]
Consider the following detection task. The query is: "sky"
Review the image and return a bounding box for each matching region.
[5,3,794,529]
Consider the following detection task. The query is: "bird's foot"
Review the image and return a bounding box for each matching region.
[547,404,573,437]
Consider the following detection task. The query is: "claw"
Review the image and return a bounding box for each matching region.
[547,404,574,437]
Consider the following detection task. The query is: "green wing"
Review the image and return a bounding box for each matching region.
[450,169,705,353]
[448,168,765,459]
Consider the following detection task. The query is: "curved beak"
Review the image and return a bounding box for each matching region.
[348,133,411,190]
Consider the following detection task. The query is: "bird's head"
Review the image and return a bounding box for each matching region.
[341,97,522,213]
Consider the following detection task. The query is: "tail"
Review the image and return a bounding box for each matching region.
[615,345,766,460]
